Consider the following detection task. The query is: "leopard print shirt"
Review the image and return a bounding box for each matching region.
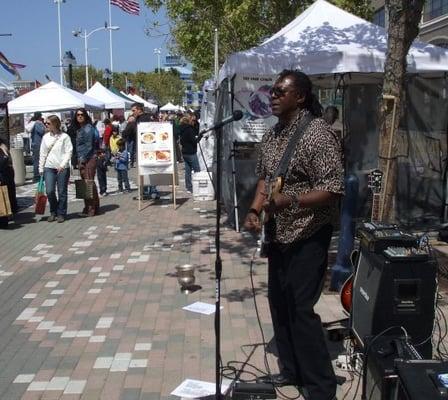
[256,109,345,244]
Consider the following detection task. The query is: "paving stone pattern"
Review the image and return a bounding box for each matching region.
[0,168,361,400]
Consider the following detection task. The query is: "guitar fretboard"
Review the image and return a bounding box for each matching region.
[371,193,381,223]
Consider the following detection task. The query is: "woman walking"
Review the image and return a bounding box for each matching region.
[39,115,73,223]
[74,108,100,217]
[179,113,201,193]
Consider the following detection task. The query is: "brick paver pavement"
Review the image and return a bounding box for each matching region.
[0,168,373,400]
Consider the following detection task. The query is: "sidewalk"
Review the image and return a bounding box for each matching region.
[0,169,376,400]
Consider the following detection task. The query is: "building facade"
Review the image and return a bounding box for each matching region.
[372,0,448,47]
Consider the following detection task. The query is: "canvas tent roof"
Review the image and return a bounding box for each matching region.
[218,0,448,84]
[7,81,104,114]
[85,82,133,109]
[160,102,179,112]
[110,87,135,102]
[121,92,158,111]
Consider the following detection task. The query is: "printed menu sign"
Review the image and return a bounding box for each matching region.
[137,122,174,174]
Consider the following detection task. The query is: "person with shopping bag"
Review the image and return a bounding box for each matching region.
[74,108,100,217]
[39,115,73,223]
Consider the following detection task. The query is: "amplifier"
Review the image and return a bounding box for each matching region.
[351,246,436,358]
[396,360,448,399]
[365,336,421,400]
[357,222,418,253]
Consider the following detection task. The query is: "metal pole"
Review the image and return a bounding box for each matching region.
[108,0,114,81]
[68,64,73,89]
[57,1,63,85]
[84,31,89,90]
[214,28,218,89]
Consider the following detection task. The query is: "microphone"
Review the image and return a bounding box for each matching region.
[197,110,243,141]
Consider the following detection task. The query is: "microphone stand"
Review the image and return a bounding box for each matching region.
[214,125,223,400]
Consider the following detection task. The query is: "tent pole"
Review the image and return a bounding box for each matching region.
[231,142,239,232]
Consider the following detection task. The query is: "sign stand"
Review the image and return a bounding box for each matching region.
[136,121,178,210]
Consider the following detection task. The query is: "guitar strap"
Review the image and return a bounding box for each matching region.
[272,113,314,180]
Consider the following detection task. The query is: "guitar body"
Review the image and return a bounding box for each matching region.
[259,176,283,258]
[339,249,359,313]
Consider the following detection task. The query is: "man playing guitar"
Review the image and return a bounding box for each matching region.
[244,70,344,400]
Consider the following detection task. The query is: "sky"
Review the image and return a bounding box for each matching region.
[0,0,169,83]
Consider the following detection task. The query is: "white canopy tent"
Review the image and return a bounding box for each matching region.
[85,82,133,109]
[7,81,104,114]
[215,0,448,229]
[218,0,448,84]
[121,92,158,111]
[160,102,180,112]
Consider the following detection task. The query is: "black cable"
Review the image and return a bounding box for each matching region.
[361,326,409,400]
[248,249,302,400]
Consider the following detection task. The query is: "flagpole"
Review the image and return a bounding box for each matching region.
[108,0,114,82]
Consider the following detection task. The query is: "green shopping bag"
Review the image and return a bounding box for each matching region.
[35,176,47,215]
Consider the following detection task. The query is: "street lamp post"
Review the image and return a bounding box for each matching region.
[103,68,112,88]
[72,24,119,90]
[154,48,161,73]
[54,0,66,85]
[62,51,76,89]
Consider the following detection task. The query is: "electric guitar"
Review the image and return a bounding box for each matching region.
[259,176,283,257]
[339,169,383,313]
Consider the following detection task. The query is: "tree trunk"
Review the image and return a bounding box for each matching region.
[378,0,425,221]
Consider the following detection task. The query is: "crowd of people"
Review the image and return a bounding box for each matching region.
[0,102,203,229]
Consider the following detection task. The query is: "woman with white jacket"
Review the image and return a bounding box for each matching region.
[39,115,73,223]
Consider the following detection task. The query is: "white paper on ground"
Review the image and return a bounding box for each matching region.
[171,379,229,398]
[182,302,223,315]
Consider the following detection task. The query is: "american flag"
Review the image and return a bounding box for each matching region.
[111,0,140,15]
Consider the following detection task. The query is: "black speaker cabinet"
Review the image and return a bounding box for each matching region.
[351,246,436,358]
[365,336,421,400]
[396,360,448,400]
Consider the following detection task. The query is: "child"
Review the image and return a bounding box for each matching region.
[115,139,131,193]
[109,126,120,156]
[96,148,108,196]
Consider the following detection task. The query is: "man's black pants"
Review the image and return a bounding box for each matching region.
[268,224,336,400]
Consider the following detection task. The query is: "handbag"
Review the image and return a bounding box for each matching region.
[34,177,47,215]
[75,179,95,199]
[0,185,12,217]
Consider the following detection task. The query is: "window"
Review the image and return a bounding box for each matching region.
[430,38,448,48]
[424,0,448,22]
[372,7,385,27]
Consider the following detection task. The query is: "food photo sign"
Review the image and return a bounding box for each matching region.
[137,122,174,174]
[137,122,178,209]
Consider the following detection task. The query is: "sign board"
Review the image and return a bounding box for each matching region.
[233,74,277,142]
[137,122,174,175]
[136,121,178,209]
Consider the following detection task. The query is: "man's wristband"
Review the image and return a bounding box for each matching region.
[248,208,259,217]
[289,194,300,208]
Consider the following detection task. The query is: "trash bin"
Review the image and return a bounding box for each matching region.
[10,135,26,186]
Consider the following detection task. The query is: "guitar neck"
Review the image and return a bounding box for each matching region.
[371,193,381,223]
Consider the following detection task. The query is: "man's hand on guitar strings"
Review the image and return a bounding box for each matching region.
[262,192,294,214]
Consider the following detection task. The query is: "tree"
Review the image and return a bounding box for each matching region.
[144,0,372,84]
[65,66,186,105]
[378,0,425,221]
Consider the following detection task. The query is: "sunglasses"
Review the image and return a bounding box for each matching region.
[76,114,85,117]
[269,87,290,97]
[45,122,51,126]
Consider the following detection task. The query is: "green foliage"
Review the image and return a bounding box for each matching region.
[144,0,373,85]
[331,0,373,20]
[65,67,185,105]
